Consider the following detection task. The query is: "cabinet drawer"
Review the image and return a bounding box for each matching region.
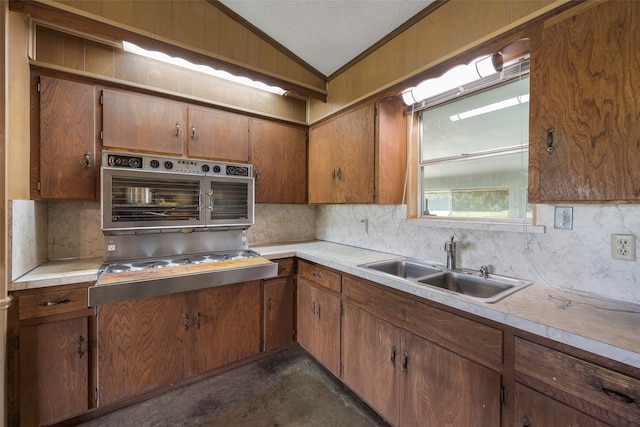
[298,261,341,292]
[275,258,295,277]
[18,287,89,321]
[515,338,640,424]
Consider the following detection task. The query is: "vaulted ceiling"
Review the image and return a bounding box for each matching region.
[218,0,435,77]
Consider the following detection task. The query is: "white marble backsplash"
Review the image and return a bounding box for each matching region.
[10,200,48,280]
[48,202,104,260]
[249,204,316,245]
[316,204,640,304]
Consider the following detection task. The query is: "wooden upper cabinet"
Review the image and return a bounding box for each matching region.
[187,107,250,163]
[102,89,186,155]
[308,97,405,204]
[529,0,640,203]
[37,75,97,201]
[251,119,307,203]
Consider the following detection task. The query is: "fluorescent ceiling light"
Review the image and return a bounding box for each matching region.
[123,41,287,95]
[402,55,499,106]
[449,94,529,122]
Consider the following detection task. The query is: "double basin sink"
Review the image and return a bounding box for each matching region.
[359,258,530,303]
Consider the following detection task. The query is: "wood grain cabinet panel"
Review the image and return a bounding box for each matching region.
[98,281,262,407]
[102,89,186,155]
[263,277,295,351]
[342,291,501,427]
[187,106,250,162]
[37,75,97,200]
[514,337,640,425]
[298,260,341,293]
[8,283,95,427]
[20,316,90,427]
[308,97,405,204]
[514,383,607,427]
[191,281,261,375]
[97,292,189,406]
[529,0,640,202]
[251,119,307,203]
[296,278,341,377]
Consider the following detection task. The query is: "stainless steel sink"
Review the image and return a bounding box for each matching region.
[360,259,442,279]
[417,271,529,303]
[359,258,530,303]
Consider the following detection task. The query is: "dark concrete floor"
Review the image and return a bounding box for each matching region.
[78,345,389,427]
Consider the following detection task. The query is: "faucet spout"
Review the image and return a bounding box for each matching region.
[444,236,456,270]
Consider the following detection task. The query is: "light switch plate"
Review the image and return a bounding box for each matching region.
[554,206,573,230]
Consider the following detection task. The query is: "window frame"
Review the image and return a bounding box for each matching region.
[412,57,532,223]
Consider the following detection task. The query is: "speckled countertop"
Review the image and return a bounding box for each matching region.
[11,241,640,370]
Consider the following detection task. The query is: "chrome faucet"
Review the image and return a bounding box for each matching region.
[444,236,456,270]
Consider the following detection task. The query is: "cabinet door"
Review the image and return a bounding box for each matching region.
[263,277,295,351]
[529,0,640,202]
[20,316,89,426]
[400,331,501,427]
[251,119,307,203]
[191,281,261,376]
[97,293,189,406]
[514,383,607,427]
[187,106,249,162]
[296,278,317,356]
[312,283,342,376]
[39,76,96,200]
[309,104,375,204]
[343,303,400,426]
[102,89,185,155]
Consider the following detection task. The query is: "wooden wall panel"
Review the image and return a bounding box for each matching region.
[203,6,221,53]
[134,0,172,39]
[102,0,134,26]
[85,39,115,77]
[309,0,560,123]
[171,0,205,50]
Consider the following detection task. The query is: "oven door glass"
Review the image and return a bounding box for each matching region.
[102,168,205,231]
[205,176,254,227]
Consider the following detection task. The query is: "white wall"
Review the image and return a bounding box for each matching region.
[316,204,640,304]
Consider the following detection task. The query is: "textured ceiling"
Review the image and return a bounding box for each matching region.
[219,0,435,76]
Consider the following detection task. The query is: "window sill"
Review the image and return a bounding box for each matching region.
[410,217,546,234]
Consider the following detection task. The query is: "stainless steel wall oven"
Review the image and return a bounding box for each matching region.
[89,151,274,307]
[101,151,254,231]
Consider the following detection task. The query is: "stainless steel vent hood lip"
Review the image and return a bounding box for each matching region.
[88,259,277,306]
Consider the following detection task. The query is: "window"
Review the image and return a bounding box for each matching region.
[415,58,531,221]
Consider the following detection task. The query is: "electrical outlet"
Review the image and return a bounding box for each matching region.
[279,218,286,228]
[611,234,636,261]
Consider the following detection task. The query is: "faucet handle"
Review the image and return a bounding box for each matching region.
[479,265,489,278]
[444,235,456,251]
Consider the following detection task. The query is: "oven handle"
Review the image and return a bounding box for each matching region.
[207,191,213,210]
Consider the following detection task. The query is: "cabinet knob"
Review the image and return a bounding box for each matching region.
[521,415,531,427]
[84,151,92,169]
[390,345,397,366]
[267,297,272,311]
[191,125,196,139]
[402,352,409,370]
[176,122,181,137]
[183,313,189,331]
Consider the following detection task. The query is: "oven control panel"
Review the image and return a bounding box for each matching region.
[103,151,252,177]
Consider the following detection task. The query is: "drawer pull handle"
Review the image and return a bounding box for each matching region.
[589,378,636,404]
[390,345,396,366]
[312,272,322,279]
[521,415,531,427]
[40,297,70,307]
[76,336,85,358]
[402,352,409,371]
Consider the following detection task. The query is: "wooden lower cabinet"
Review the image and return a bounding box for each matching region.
[514,383,606,427]
[97,292,189,406]
[191,281,261,375]
[97,281,261,406]
[20,316,91,427]
[343,303,501,427]
[263,276,295,351]
[296,278,341,376]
